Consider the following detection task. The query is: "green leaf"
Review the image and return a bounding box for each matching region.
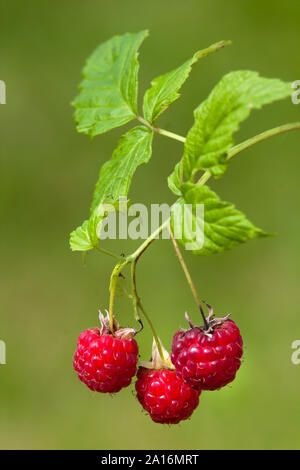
[171,183,268,255]
[70,213,103,251]
[91,126,153,213]
[143,41,230,124]
[169,71,293,191]
[72,30,148,137]
[70,126,153,252]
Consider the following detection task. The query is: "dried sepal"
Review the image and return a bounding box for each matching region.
[139,337,175,370]
[98,310,139,339]
[184,303,232,336]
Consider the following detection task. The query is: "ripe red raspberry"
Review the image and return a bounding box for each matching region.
[135,367,201,424]
[171,309,243,391]
[73,313,139,394]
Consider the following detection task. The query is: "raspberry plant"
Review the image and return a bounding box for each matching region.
[71,30,300,424]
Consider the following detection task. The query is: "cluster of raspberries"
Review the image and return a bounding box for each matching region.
[73,310,243,424]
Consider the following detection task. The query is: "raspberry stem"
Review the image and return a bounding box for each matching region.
[169,228,209,330]
[126,220,170,262]
[131,258,166,364]
[108,260,129,332]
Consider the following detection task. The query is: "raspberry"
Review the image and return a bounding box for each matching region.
[171,310,243,391]
[135,367,201,424]
[73,313,139,393]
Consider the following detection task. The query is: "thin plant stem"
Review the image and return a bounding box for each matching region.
[95,246,124,260]
[108,260,129,332]
[137,116,186,143]
[131,260,165,362]
[155,127,186,143]
[169,228,208,329]
[197,171,211,186]
[127,219,170,262]
[227,122,300,160]
[197,122,300,186]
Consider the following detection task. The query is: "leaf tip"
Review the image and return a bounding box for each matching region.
[142,29,150,38]
[260,230,275,238]
[218,39,232,49]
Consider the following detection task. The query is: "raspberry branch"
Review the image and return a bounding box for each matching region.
[107,122,300,334]
[72,32,300,423]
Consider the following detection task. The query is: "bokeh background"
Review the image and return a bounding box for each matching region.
[1,0,299,450]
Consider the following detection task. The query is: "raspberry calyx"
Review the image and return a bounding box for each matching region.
[183,302,231,336]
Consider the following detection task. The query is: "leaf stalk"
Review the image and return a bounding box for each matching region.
[137,116,186,143]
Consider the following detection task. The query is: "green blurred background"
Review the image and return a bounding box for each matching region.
[1,0,299,450]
